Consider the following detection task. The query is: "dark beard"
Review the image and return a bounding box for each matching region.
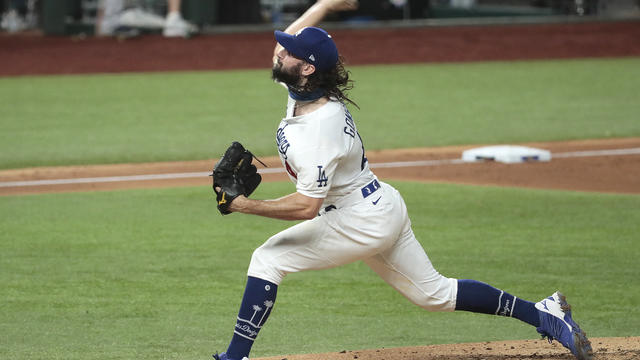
[271,61,303,88]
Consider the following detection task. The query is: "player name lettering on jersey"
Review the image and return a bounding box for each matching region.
[343,108,356,138]
[276,124,290,159]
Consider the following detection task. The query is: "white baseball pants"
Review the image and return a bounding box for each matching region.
[247,181,458,312]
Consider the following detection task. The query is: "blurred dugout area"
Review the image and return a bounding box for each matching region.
[1,0,639,36]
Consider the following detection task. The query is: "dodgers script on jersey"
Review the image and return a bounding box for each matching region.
[276,96,375,204]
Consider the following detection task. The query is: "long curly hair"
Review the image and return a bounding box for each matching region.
[296,56,359,109]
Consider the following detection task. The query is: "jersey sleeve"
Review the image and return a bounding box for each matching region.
[290,147,342,199]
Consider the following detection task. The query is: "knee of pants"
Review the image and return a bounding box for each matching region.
[407,276,458,312]
[247,243,286,285]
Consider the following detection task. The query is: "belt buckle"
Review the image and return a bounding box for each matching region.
[361,179,380,199]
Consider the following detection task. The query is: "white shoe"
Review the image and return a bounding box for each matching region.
[163,12,197,38]
[118,8,165,29]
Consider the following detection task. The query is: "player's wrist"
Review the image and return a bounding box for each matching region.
[228,195,248,213]
[317,0,358,13]
[314,0,332,12]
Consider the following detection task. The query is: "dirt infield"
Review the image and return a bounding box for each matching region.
[1,137,639,196]
[2,20,639,359]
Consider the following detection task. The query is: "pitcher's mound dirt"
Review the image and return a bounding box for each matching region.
[255,337,640,360]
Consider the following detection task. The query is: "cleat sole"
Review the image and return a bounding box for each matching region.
[573,330,594,360]
[557,292,572,312]
[557,292,593,360]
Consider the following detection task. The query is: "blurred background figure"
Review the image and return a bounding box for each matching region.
[0,0,37,32]
[3,0,640,37]
[163,0,194,36]
[96,0,197,37]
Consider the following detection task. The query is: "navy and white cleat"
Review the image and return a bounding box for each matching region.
[212,352,248,360]
[535,292,593,360]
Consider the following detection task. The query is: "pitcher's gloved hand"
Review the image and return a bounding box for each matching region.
[211,142,262,215]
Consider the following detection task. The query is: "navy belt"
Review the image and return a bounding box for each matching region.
[319,179,381,216]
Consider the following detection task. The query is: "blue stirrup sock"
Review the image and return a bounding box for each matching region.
[455,279,540,327]
[226,276,278,360]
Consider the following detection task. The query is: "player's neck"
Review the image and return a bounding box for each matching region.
[293,97,328,116]
[288,85,325,101]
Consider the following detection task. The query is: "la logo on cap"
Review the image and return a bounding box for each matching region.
[309,55,315,61]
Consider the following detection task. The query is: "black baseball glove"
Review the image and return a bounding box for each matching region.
[211,142,263,215]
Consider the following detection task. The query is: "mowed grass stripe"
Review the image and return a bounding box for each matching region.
[1,57,639,169]
[1,182,638,359]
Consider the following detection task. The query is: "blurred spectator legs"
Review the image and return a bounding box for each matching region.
[95,0,196,37]
[96,0,123,35]
[162,0,195,37]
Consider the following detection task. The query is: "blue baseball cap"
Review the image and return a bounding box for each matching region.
[274,27,339,72]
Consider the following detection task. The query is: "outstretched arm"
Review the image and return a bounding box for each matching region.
[273,0,358,59]
[229,192,324,221]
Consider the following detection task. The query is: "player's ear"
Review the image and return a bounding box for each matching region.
[300,63,316,76]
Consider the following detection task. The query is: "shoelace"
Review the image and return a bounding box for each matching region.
[539,330,554,344]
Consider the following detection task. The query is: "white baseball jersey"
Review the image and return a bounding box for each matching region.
[276,96,375,206]
[248,94,458,313]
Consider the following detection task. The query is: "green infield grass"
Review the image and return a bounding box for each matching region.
[1,57,639,169]
[1,182,638,359]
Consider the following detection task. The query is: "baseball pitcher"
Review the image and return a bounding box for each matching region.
[210,1,592,359]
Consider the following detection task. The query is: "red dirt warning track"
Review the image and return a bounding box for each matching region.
[1,21,640,76]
